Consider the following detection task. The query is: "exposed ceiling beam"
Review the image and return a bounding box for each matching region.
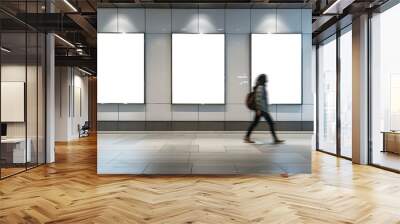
[55,55,96,70]
[67,13,97,46]
[312,15,335,33]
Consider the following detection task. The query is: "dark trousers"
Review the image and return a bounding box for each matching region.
[246,111,278,141]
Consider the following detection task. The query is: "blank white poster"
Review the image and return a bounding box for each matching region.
[97,33,144,104]
[172,34,225,104]
[251,34,302,104]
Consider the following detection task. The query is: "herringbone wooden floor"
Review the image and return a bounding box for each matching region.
[1,135,400,224]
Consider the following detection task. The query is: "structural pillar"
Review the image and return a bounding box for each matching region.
[352,14,369,164]
[46,1,56,163]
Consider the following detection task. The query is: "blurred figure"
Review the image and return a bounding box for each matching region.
[244,74,284,144]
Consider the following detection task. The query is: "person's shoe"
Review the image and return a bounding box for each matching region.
[274,139,285,144]
[244,137,255,143]
[280,173,289,178]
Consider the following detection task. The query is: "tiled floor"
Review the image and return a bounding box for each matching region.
[97,132,312,174]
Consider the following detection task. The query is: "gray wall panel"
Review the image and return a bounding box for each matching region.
[276,105,302,121]
[146,9,172,33]
[302,104,314,121]
[302,9,312,34]
[172,121,198,131]
[302,34,313,104]
[118,8,145,32]
[199,9,225,33]
[172,9,199,33]
[301,121,314,131]
[172,105,199,121]
[98,103,118,112]
[225,9,251,34]
[98,8,118,32]
[269,105,277,120]
[97,104,118,121]
[146,34,171,103]
[225,121,250,131]
[118,121,146,131]
[251,9,277,33]
[275,121,302,131]
[198,121,225,131]
[97,121,119,131]
[118,104,146,121]
[198,105,225,121]
[146,104,172,121]
[225,104,251,121]
[276,9,302,33]
[226,34,250,104]
[146,121,171,131]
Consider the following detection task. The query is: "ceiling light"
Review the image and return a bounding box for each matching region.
[54,34,75,48]
[1,47,11,53]
[63,0,78,12]
[78,67,92,76]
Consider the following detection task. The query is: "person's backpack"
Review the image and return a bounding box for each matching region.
[246,91,256,110]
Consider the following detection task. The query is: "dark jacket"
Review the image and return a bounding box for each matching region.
[255,85,269,112]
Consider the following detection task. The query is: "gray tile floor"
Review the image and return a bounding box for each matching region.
[97,132,312,175]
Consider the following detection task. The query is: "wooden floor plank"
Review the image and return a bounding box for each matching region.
[0,135,400,223]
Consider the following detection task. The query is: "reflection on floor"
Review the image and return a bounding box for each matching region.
[373,151,400,170]
[0,167,25,178]
[0,163,44,179]
[98,132,312,175]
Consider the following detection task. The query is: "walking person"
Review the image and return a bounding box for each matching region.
[244,74,284,144]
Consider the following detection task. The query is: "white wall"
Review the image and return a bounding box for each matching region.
[1,65,38,137]
[55,67,89,141]
[97,8,313,123]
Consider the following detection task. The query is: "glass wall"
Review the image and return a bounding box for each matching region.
[0,5,46,179]
[317,26,353,159]
[339,27,352,158]
[370,3,400,171]
[318,35,337,154]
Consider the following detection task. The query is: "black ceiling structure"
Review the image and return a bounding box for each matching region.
[0,0,391,75]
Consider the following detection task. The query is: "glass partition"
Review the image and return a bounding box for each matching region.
[27,31,38,169]
[0,5,46,179]
[317,35,337,154]
[339,27,352,158]
[1,31,28,177]
[370,3,400,171]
